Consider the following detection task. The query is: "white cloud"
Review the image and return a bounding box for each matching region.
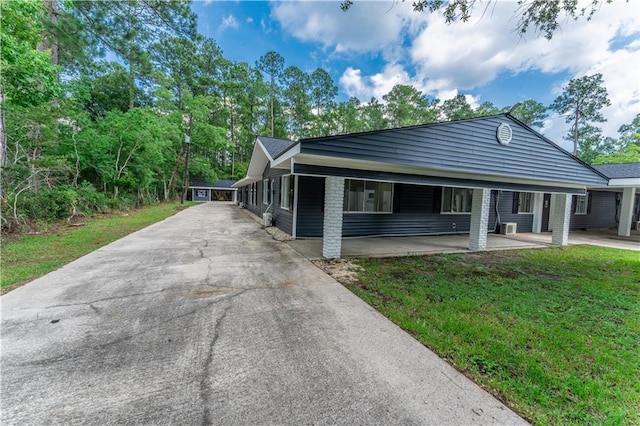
[246,17,254,24]
[271,1,420,53]
[219,14,239,32]
[274,0,640,140]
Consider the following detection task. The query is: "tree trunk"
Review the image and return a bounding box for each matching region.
[0,92,6,167]
[128,54,135,110]
[573,104,579,156]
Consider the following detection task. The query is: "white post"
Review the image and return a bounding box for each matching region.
[618,187,636,237]
[469,188,491,251]
[551,194,572,246]
[322,177,345,258]
[532,192,544,233]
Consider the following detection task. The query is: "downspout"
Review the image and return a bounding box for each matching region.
[493,190,502,233]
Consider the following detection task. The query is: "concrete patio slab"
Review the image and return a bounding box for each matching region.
[288,234,546,260]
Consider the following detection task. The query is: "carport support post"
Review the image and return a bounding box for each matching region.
[532,193,544,233]
[551,193,572,246]
[469,188,491,251]
[322,177,345,258]
[618,187,636,237]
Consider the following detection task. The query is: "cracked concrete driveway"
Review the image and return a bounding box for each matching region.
[1,203,527,425]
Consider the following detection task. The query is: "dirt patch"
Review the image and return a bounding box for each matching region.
[313,258,363,285]
[265,226,292,242]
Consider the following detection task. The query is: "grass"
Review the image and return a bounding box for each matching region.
[1,202,195,291]
[344,246,640,425]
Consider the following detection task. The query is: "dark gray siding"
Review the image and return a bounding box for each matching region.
[570,190,618,229]
[495,191,534,233]
[296,176,325,237]
[299,115,607,186]
[295,181,530,238]
[294,164,586,194]
[264,168,294,235]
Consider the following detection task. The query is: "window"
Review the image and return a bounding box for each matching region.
[263,179,270,205]
[442,187,473,213]
[574,193,589,215]
[343,179,393,213]
[518,192,533,213]
[250,183,257,205]
[280,175,291,210]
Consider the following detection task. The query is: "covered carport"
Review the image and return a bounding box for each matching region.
[592,163,640,237]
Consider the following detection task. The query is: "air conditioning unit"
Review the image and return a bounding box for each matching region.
[262,213,273,227]
[634,221,640,231]
[500,222,517,235]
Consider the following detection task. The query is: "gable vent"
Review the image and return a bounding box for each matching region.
[496,123,512,146]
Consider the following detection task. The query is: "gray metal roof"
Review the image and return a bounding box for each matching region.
[257,136,297,159]
[592,163,640,179]
[299,114,608,186]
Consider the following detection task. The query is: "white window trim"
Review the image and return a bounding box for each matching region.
[441,187,473,215]
[518,192,534,214]
[263,179,269,205]
[280,175,290,210]
[574,192,589,215]
[343,179,394,214]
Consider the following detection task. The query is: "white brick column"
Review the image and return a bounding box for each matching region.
[322,177,345,258]
[551,193,572,246]
[618,187,637,237]
[469,188,491,251]
[531,192,544,233]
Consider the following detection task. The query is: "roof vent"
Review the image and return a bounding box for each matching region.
[496,123,512,146]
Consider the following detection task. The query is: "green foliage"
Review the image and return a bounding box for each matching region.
[509,99,548,129]
[593,142,640,165]
[0,0,60,107]
[550,73,611,157]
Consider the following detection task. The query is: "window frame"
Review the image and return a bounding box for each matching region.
[280,175,291,210]
[343,179,394,214]
[517,192,534,214]
[574,192,589,215]
[441,187,474,214]
[263,179,269,205]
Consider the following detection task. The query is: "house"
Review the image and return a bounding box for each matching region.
[189,178,237,202]
[574,163,640,236]
[233,114,610,258]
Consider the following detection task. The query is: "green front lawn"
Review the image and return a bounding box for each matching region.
[1,202,195,291]
[344,246,639,425]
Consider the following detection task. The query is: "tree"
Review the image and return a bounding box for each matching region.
[341,0,615,39]
[383,85,438,127]
[256,51,285,137]
[283,66,313,138]
[310,68,338,116]
[616,113,640,149]
[360,97,388,131]
[509,99,548,128]
[550,73,610,156]
[592,113,640,164]
[64,0,197,109]
[1,0,59,165]
[440,94,475,121]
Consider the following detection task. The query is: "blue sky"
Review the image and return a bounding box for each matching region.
[192,0,640,151]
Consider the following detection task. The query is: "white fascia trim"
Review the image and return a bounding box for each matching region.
[255,137,275,162]
[293,154,588,191]
[607,178,640,187]
[272,143,301,168]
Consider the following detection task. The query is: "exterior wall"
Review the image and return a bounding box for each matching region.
[295,180,538,238]
[569,190,618,230]
[495,191,534,233]
[240,167,294,236]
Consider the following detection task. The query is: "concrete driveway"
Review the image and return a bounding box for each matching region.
[1,203,526,425]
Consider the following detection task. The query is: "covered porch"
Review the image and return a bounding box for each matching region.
[287,229,639,260]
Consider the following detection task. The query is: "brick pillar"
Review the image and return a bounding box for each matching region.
[531,192,544,233]
[322,177,345,258]
[618,187,636,237]
[469,188,491,251]
[551,193,572,246]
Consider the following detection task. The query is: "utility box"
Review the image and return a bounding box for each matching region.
[263,213,273,227]
[500,222,517,235]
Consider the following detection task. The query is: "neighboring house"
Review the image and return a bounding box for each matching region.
[234,114,609,258]
[572,163,640,236]
[189,178,237,202]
